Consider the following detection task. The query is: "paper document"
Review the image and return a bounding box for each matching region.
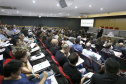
[84,72,94,78]
[30,53,45,61]
[113,51,122,56]
[31,47,40,53]
[0,54,3,61]
[47,75,58,84]
[93,53,101,60]
[33,60,50,73]
[76,57,84,66]
[30,43,36,48]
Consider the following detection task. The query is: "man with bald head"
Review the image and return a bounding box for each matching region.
[55,43,70,67]
[82,42,100,61]
[49,39,59,56]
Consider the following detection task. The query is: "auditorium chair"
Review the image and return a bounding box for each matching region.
[105,27,108,29]
[101,26,104,29]
[112,56,126,72]
[99,50,110,61]
[3,58,14,66]
[0,75,4,84]
[92,60,102,73]
[115,27,119,30]
[58,66,74,84]
[91,47,97,53]
[79,53,92,69]
[109,27,113,29]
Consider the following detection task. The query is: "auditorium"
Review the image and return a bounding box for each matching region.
[0,0,126,84]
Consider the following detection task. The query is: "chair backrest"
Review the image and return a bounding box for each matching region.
[92,60,102,73]
[99,51,110,60]
[112,56,126,71]
[79,53,92,69]
[4,58,14,66]
[105,27,108,29]
[109,27,113,29]
[58,66,74,84]
[91,47,97,53]
[51,55,60,66]
[0,75,4,84]
[115,27,119,30]
[10,51,15,59]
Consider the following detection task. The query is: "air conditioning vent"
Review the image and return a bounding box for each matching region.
[0,6,16,9]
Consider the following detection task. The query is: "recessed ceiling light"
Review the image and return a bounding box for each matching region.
[33,0,35,3]
[75,6,77,9]
[57,4,59,6]
[41,14,42,15]
[2,10,4,11]
[60,13,61,14]
[89,5,92,7]
[51,14,52,15]
[17,11,19,13]
[7,12,9,13]
[30,13,31,14]
[101,8,103,10]
[68,14,69,15]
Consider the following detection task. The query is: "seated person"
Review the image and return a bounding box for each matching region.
[11,37,23,54]
[55,43,70,67]
[6,26,14,37]
[63,52,87,84]
[66,37,75,48]
[77,36,84,45]
[114,43,126,58]
[90,58,126,84]
[14,49,32,74]
[101,43,115,56]
[62,36,68,43]
[82,42,100,61]
[2,60,49,84]
[72,38,83,53]
[14,49,52,76]
[0,27,10,41]
[45,37,52,49]
[49,39,59,56]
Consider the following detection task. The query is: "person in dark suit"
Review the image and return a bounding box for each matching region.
[49,39,59,56]
[97,26,103,38]
[90,58,126,84]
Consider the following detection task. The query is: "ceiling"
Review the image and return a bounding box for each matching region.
[0,0,126,18]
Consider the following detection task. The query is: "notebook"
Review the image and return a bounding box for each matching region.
[84,72,94,78]
[47,75,58,84]
[113,51,122,57]
[30,43,36,48]
[76,57,84,66]
[30,53,45,61]
[31,46,40,53]
[33,60,50,73]
[0,54,3,61]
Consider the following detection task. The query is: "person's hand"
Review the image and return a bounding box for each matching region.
[34,74,40,79]
[43,71,48,78]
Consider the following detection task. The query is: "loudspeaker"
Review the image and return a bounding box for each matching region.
[59,0,67,8]
[59,0,74,8]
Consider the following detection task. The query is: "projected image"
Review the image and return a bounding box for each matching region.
[81,19,94,27]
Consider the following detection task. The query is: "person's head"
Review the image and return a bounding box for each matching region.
[100,26,102,29]
[69,37,75,43]
[68,52,79,65]
[19,33,25,41]
[64,36,68,41]
[7,26,13,30]
[118,39,124,43]
[0,27,3,34]
[85,42,91,50]
[105,43,112,49]
[11,37,22,46]
[47,37,52,43]
[42,35,47,43]
[75,38,80,44]
[51,39,59,47]
[3,60,22,78]
[105,58,120,74]
[118,43,124,47]
[14,49,28,63]
[62,43,70,53]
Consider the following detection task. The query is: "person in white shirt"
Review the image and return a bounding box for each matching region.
[82,42,101,61]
